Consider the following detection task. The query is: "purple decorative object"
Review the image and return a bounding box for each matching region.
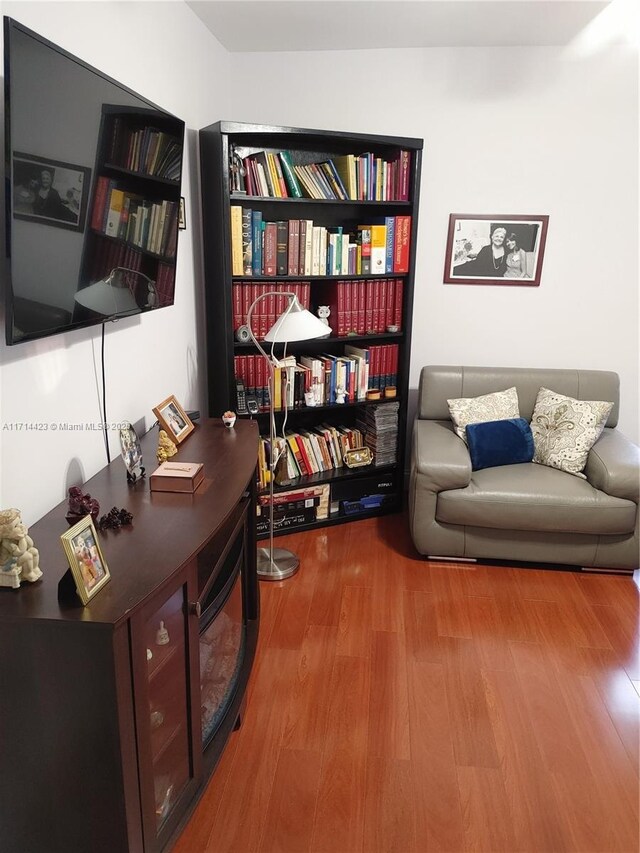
[66,486,100,526]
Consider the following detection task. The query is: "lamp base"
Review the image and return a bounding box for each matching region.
[257,547,300,581]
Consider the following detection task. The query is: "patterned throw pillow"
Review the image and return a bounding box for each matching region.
[530,387,613,478]
[447,387,520,444]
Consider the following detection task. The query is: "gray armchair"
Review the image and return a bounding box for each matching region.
[409,366,639,573]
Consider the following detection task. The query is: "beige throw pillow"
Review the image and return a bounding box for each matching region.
[447,386,520,444]
[530,387,613,478]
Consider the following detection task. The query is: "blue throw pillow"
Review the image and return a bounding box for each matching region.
[466,418,534,471]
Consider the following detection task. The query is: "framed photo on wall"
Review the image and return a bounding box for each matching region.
[12,151,91,232]
[444,214,549,286]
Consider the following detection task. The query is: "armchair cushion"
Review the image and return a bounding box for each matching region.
[530,387,613,478]
[446,386,519,443]
[466,418,534,471]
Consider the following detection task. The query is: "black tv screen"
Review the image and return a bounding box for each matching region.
[3,18,185,345]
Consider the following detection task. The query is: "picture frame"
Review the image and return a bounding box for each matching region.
[61,516,111,605]
[444,214,549,286]
[119,423,145,483]
[153,395,194,444]
[178,196,186,230]
[12,151,91,233]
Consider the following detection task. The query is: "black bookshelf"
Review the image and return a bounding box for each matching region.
[198,120,422,536]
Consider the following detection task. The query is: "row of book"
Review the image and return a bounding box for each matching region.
[256,484,330,534]
[107,118,181,181]
[84,235,175,307]
[232,281,310,339]
[231,145,411,202]
[230,209,411,277]
[313,278,403,337]
[91,177,178,259]
[234,343,399,412]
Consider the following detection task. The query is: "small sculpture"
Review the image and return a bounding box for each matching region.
[317,305,330,326]
[156,621,170,646]
[156,429,177,464]
[222,411,236,428]
[66,486,100,526]
[0,508,43,588]
[335,385,348,405]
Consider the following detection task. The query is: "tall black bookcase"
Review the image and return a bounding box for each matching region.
[198,121,422,537]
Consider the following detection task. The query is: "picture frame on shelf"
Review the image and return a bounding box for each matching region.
[12,151,91,232]
[153,395,194,444]
[119,423,145,482]
[444,214,549,286]
[61,516,111,605]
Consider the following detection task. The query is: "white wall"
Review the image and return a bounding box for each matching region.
[219,43,639,444]
[0,1,232,523]
[1,4,637,525]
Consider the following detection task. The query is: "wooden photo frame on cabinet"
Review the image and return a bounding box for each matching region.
[444,214,549,286]
[153,395,194,444]
[61,516,111,605]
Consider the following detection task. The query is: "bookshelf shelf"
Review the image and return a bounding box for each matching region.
[199,120,422,537]
[103,163,180,187]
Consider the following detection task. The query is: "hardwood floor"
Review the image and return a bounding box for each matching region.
[174,513,640,853]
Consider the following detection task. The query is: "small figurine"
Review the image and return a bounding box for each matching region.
[66,486,100,526]
[156,621,170,646]
[304,391,317,408]
[0,508,43,588]
[317,305,331,326]
[335,385,348,405]
[222,411,236,428]
[156,429,177,464]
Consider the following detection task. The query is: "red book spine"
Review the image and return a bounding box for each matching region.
[378,279,387,333]
[263,222,277,276]
[385,279,395,329]
[393,216,411,273]
[357,280,366,334]
[256,355,265,410]
[247,355,256,396]
[336,280,345,337]
[267,289,276,333]
[394,279,403,329]
[398,150,411,201]
[372,279,381,333]
[370,345,379,389]
[295,433,314,477]
[365,280,374,333]
[301,281,310,309]
[344,280,352,336]
[232,283,242,331]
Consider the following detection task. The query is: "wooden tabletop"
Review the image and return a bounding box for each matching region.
[0,418,258,625]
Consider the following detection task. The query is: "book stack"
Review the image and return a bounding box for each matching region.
[231,281,310,339]
[108,118,182,181]
[359,402,400,466]
[256,484,330,534]
[314,278,403,336]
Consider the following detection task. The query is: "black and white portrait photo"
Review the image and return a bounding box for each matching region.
[12,152,91,232]
[444,214,549,286]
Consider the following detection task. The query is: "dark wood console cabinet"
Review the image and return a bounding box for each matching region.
[0,419,259,853]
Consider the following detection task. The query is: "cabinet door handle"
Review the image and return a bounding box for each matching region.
[190,601,201,617]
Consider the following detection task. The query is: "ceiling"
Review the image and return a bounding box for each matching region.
[186,0,616,52]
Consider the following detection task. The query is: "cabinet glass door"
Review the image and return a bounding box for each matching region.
[132,567,200,850]
[144,585,191,829]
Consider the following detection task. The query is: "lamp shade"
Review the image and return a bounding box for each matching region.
[265,296,331,342]
[75,279,138,316]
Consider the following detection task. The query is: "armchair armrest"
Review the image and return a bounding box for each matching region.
[584,428,639,503]
[412,419,472,492]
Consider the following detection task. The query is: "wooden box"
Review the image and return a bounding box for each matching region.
[150,461,204,493]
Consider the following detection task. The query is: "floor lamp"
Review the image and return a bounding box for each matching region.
[247,292,331,580]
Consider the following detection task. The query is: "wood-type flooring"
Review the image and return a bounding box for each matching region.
[174,513,640,853]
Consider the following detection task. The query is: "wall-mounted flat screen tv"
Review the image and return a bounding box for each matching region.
[4,17,186,345]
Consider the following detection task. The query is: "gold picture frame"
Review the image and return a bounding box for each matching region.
[61,515,111,605]
[153,395,194,444]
